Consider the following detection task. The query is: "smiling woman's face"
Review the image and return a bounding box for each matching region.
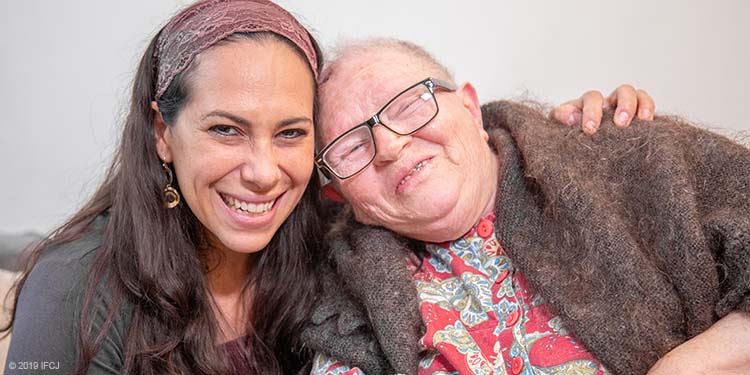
[154,38,315,254]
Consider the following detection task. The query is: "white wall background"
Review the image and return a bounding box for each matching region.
[1,0,748,234]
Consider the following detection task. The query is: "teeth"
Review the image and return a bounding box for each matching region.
[222,195,274,214]
[399,161,427,186]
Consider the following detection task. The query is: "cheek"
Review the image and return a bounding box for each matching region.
[432,119,483,164]
[172,142,238,192]
[348,194,382,226]
[174,157,222,200]
[341,177,386,216]
[279,144,315,184]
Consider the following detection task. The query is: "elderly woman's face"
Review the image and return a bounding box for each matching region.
[155,39,315,254]
[318,51,498,242]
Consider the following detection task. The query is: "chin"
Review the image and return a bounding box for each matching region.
[219,233,273,255]
[410,203,475,241]
[413,186,460,219]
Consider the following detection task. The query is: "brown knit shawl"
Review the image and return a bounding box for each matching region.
[302,101,750,375]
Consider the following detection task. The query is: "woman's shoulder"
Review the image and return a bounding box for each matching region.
[7,215,129,372]
[36,216,107,270]
[26,217,107,299]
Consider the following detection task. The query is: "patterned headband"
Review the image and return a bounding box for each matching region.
[154,0,318,100]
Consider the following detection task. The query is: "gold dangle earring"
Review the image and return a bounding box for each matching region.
[162,162,181,209]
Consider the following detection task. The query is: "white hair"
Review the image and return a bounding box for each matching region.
[319,37,454,86]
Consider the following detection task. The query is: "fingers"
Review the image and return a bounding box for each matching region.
[636,89,655,120]
[552,91,604,135]
[551,85,656,136]
[580,90,605,135]
[608,84,638,128]
[551,99,583,126]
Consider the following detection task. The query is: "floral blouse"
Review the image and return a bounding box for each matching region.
[311,214,609,375]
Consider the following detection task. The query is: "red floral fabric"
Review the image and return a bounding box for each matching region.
[312,214,609,375]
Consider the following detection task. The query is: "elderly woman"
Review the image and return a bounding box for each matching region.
[305,38,750,375]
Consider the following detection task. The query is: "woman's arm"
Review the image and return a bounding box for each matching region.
[647,311,750,375]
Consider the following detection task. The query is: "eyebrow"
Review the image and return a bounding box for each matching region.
[202,110,250,127]
[201,110,312,128]
[279,116,313,127]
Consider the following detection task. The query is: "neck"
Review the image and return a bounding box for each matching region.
[481,152,500,218]
[204,241,256,343]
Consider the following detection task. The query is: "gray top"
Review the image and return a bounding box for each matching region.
[5,217,132,374]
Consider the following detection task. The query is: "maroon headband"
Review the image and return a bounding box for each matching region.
[154,0,318,100]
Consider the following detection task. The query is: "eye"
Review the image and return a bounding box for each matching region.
[278,128,307,139]
[344,143,365,158]
[209,125,239,136]
[334,140,371,162]
[389,95,427,119]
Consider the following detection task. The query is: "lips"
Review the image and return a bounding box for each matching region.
[395,157,433,192]
[398,160,427,187]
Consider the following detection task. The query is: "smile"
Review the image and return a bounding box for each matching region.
[399,160,427,187]
[220,194,275,215]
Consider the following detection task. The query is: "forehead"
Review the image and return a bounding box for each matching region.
[189,38,314,107]
[318,50,434,143]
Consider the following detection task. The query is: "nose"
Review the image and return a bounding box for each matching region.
[240,141,281,191]
[371,125,411,166]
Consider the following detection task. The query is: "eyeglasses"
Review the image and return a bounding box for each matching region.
[315,77,457,180]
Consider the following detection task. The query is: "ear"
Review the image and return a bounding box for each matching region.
[317,167,346,203]
[151,101,173,162]
[321,184,346,203]
[457,81,488,142]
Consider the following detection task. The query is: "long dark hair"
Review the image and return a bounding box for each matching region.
[2,28,325,374]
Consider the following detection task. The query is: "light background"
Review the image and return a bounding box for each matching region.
[1,0,748,233]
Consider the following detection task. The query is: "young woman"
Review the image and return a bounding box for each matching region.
[4,1,324,373]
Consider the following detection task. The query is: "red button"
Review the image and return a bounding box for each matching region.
[511,356,524,374]
[477,219,494,238]
[496,269,509,284]
[505,308,520,327]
